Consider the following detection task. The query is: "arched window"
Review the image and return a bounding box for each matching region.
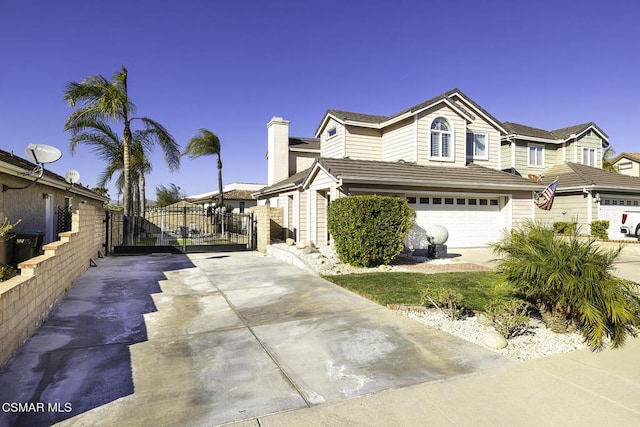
[430,117,452,159]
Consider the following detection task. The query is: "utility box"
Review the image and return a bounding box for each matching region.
[13,232,45,266]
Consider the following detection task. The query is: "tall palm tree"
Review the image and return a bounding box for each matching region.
[69,121,178,217]
[183,128,223,208]
[63,66,179,216]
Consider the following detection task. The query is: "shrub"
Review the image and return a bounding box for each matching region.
[491,220,640,350]
[0,264,17,282]
[552,221,576,235]
[327,195,414,267]
[421,286,465,320]
[484,299,531,339]
[590,220,610,240]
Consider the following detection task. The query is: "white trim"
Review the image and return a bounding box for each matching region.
[428,117,455,162]
[471,132,489,160]
[586,191,593,227]
[573,141,578,162]
[294,191,300,241]
[342,125,346,158]
[306,190,312,241]
[414,115,419,162]
[511,140,516,167]
[562,141,566,162]
[502,134,558,144]
[506,194,513,231]
[289,147,320,153]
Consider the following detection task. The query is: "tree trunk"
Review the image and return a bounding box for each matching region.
[217,154,224,208]
[141,173,146,218]
[123,121,132,217]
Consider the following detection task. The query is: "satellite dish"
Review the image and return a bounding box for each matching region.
[65,170,80,185]
[25,144,62,164]
[527,173,542,182]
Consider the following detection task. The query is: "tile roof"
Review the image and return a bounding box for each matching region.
[540,162,640,192]
[289,136,320,151]
[252,167,312,197]
[612,152,640,164]
[315,157,541,190]
[503,121,608,142]
[320,88,505,134]
[0,147,105,200]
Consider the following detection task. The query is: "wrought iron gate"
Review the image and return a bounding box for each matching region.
[109,204,256,253]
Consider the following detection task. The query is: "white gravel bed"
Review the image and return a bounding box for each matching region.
[398,309,587,361]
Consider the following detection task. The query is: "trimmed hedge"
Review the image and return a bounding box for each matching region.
[327,195,414,267]
[591,220,610,240]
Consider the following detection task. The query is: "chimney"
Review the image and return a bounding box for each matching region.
[267,116,290,185]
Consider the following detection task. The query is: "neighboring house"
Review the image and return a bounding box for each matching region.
[186,182,265,214]
[0,148,108,245]
[612,153,640,177]
[254,88,640,246]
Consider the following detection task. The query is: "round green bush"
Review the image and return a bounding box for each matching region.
[327,195,414,267]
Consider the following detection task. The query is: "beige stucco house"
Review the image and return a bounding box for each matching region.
[0,147,108,245]
[254,88,640,247]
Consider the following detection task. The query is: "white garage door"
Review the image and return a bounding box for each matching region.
[598,197,640,240]
[408,195,504,248]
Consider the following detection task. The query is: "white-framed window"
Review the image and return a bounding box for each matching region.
[327,127,337,138]
[527,144,544,167]
[430,117,453,160]
[618,161,632,170]
[582,147,596,167]
[471,132,488,160]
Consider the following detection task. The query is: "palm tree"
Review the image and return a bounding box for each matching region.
[602,146,618,172]
[69,121,178,217]
[63,66,179,216]
[183,128,223,208]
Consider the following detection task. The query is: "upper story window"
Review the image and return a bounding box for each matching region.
[582,147,596,167]
[528,144,544,167]
[430,117,453,160]
[618,161,632,170]
[469,132,488,160]
[327,127,337,138]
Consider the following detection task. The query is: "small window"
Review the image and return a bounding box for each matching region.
[490,199,499,206]
[620,200,625,205]
[479,199,488,206]
[406,196,417,204]
[445,198,454,205]
[468,199,477,205]
[419,197,429,204]
[582,147,596,167]
[239,201,245,213]
[433,197,442,204]
[471,132,488,159]
[613,200,618,205]
[456,198,465,205]
[528,144,544,167]
[603,199,610,205]
[618,161,632,170]
[327,127,337,137]
[635,201,639,206]
[627,200,633,206]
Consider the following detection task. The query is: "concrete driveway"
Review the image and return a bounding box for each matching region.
[0,251,506,427]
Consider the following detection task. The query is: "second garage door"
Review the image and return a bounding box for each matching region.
[408,195,504,248]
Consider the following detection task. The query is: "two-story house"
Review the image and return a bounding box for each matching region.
[254,88,640,247]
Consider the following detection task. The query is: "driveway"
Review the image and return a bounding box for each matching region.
[0,251,506,427]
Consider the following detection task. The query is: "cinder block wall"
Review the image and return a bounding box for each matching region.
[253,206,283,252]
[0,203,105,367]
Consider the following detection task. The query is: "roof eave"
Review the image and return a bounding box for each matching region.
[338,175,543,191]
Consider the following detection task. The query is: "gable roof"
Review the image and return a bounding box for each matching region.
[0,148,108,201]
[503,121,609,145]
[252,168,312,198]
[305,157,542,191]
[540,162,640,193]
[315,88,507,137]
[612,152,640,164]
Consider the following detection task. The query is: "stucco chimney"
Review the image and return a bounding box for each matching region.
[267,116,290,185]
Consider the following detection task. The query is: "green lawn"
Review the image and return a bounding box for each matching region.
[322,271,514,312]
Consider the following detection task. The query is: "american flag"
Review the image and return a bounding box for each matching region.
[534,178,558,211]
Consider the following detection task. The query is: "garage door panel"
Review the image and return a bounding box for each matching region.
[411,196,502,247]
[598,198,640,240]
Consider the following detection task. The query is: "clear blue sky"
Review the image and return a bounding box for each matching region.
[1,0,638,200]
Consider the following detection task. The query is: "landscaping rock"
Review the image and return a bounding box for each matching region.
[301,246,319,255]
[476,313,492,326]
[295,239,315,249]
[285,238,295,246]
[482,332,508,349]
